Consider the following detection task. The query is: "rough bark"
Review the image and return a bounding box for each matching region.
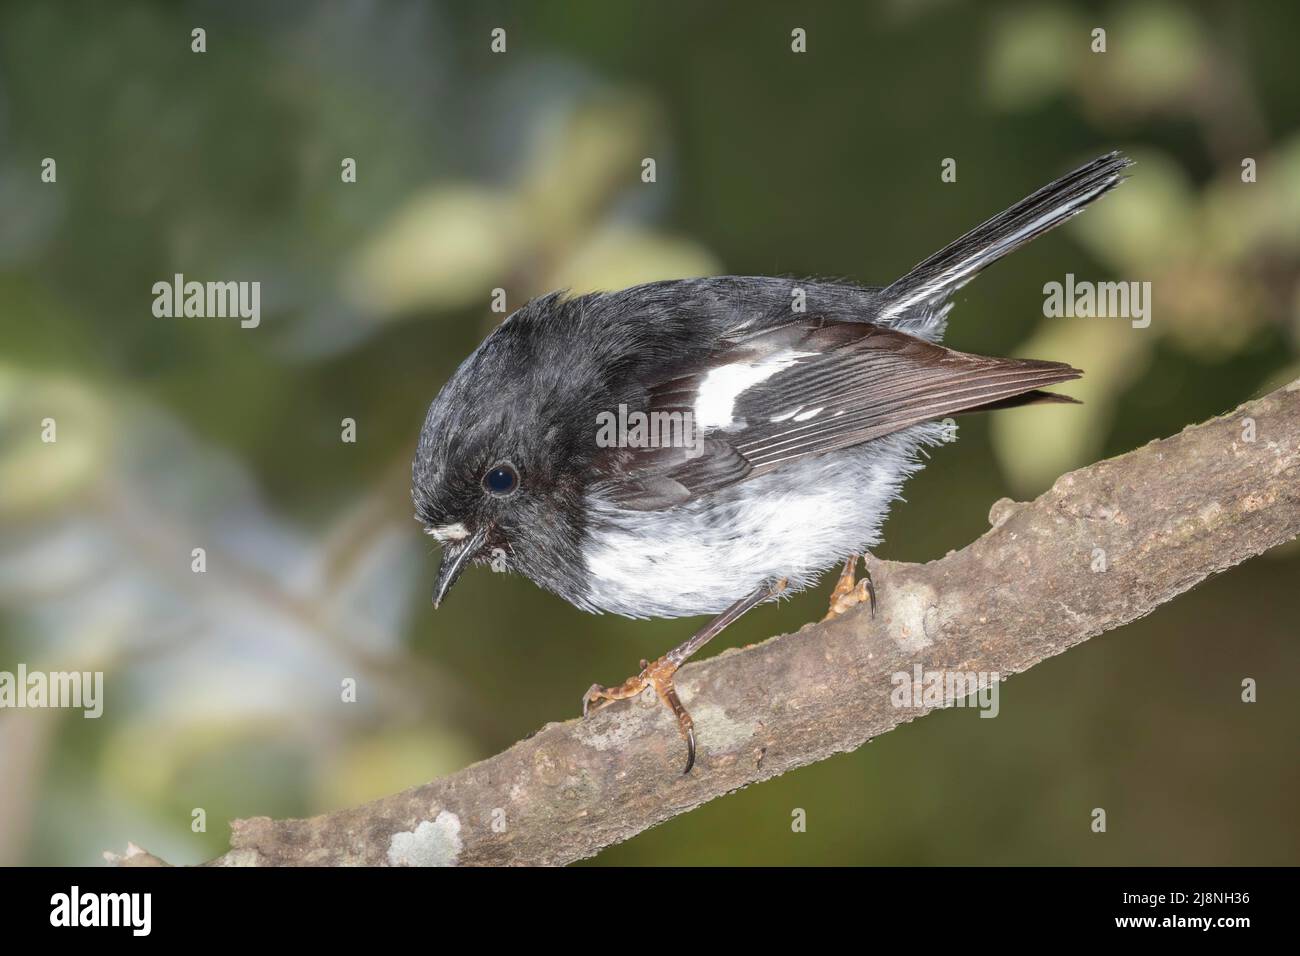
[115,378,1300,867]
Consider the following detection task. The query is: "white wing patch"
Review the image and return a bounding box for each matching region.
[769,403,824,424]
[694,351,814,430]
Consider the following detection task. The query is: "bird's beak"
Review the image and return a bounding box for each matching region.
[432,525,490,609]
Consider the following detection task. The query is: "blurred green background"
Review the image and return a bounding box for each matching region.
[1,0,1297,866]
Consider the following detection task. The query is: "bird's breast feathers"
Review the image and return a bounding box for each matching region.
[576,424,945,618]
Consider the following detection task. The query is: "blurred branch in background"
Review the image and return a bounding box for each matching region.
[0,364,480,864]
[112,378,1298,866]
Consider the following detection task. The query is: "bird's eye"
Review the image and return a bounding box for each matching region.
[482,462,519,497]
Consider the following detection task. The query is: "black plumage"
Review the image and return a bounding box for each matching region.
[411,152,1132,771]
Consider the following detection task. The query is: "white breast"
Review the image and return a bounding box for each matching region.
[579,423,946,618]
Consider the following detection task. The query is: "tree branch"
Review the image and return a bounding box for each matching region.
[132,378,1300,866]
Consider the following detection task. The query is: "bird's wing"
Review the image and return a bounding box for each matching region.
[593,318,1080,510]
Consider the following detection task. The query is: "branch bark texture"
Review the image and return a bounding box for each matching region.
[193,379,1300,866]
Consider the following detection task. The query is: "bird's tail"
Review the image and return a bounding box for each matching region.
[877,151,1132,324]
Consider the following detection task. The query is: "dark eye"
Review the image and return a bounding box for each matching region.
[482,462,519,497]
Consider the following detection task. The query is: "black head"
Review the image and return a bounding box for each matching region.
[412,295,601,608]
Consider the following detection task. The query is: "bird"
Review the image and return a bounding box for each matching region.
[412,151,1132,773]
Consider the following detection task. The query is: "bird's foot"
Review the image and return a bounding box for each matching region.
[579,582,782,776]
[822,554,877,621]
[582,655,696,774]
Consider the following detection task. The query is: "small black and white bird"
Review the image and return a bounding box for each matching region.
[413,151,1131,772]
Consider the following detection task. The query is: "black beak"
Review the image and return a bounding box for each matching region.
[432,525,489,609]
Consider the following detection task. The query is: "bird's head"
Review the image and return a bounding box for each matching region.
[411,303,594,608]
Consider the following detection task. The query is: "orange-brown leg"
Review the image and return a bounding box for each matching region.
[582,580,784,774]
[582,655,694,765]
[822,554,877,621]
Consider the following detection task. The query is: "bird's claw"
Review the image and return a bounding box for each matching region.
[580,655,697,774]
[823,555,877,621]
